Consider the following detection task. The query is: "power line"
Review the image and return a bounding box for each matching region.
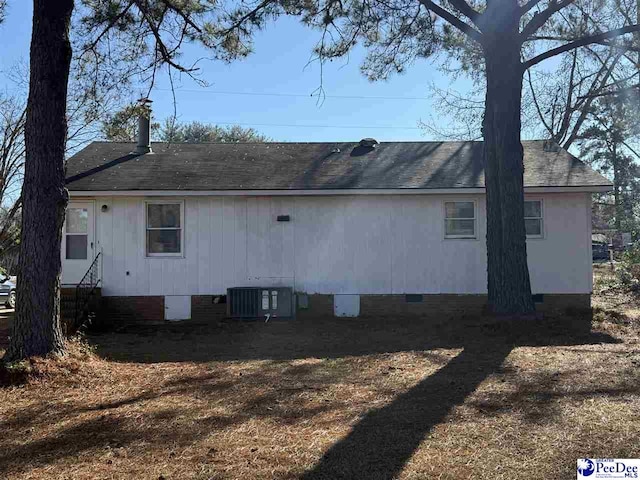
[209,121,422,130]
[1,84,432,101]
[154,87,431,101]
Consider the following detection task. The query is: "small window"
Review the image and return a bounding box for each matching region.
[524,200,543,238]
[444,201,476,238]
[146,202,183,256]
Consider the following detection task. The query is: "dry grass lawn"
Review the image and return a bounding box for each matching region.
[1,266,639,479]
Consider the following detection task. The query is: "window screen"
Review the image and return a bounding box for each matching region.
[146,203,183,255]
[524,200,543,237]
[444,201,476,238]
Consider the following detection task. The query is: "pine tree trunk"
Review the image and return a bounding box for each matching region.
[482,29,535,315]
[3,0,74,362]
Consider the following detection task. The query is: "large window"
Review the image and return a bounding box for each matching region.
[146,202,183,256]
[444,201,476,238]
[524,200,543,238]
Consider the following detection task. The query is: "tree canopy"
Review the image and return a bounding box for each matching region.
[581,92,640,232]
[101,103,159,142]
[159,120,269,143]
[101,104,269,143]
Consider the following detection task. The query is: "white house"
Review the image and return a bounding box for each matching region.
[62,121,611,322]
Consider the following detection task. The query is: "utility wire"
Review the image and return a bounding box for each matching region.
[154,87,430,101]
[3,85,431,101]
[209,121,422,130]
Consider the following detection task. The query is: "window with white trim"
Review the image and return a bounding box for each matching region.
[146,201,183,256]
[524,200,543,238]
[444,201,476,238]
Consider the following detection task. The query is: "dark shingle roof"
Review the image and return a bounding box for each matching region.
[65,140,612,191]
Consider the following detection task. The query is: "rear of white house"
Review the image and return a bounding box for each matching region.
[63,138,611,322]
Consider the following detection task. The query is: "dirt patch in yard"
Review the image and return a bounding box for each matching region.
[1,274,639,479]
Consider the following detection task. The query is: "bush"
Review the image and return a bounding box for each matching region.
[617,243,640,288]
[0,359,33,385]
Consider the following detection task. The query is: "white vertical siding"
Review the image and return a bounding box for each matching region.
[196,197,211,294]
[525,193,592,294]
[67,192,593,296]
[182,199,198,294]
[95,197,113,289]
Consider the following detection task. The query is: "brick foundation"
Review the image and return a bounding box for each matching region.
[61,287,102,333]
[100,295,227,325]
[296,295,334,320]
[98,292,591,325]
[534,294,591,315]
[191,295,227,322]
[297,293,591,319]
[360,294,488,318]
[101,296,165,324]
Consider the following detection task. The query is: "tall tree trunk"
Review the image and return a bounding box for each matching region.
[482,19,535,315]
[3,0,74,362]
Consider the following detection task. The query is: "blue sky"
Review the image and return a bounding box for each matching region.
[0,1,476,142]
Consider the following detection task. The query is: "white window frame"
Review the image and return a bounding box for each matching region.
[145,200,185,257]
[444,200,477,239]
[524,198,544,239]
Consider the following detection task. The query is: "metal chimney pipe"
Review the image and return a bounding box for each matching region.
[136,98,152,154]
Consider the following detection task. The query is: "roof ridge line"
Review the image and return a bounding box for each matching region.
[87,139,549,145]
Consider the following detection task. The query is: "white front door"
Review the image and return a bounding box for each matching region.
[61,202,96,285]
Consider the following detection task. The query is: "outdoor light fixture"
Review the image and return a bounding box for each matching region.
[101,204,109,212]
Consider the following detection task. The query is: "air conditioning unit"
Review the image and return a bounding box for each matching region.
[227,287,294,319]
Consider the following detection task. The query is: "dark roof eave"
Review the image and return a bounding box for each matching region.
[67,184,614,193]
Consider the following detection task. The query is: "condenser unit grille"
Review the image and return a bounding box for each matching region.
[228,288,260,318]
[227,287,294,319]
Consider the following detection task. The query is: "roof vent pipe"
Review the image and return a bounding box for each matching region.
[359,138,378,148]
[136,98,153,154]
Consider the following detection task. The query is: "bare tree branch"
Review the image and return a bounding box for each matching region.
[523,24,640,69]
[447,0,482,23]
[417,0,483,41]
[0,196,21,248]
[563,53,623,148]
[80,1,136,55]
[520,0,576,38]
[520,0,546,14]
[526,69,556,139]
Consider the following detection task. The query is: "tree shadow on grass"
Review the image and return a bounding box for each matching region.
[88,313,617,363]
[296,316,620,480]
[301,342,513,480]
[0,366,338,477]
[0,312,624,479]
[0,416,132,474]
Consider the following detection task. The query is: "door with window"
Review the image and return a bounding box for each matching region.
[61,202,95,285]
